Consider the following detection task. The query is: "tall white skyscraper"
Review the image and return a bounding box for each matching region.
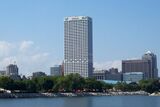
[64,16,93,78]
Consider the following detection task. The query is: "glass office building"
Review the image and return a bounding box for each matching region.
[123,72,144,83]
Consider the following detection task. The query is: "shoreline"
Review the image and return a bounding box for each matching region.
[0,91,150,98]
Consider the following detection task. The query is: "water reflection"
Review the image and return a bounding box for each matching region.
[0,96,160,107]
[63,97,93,107]
[120,96,160,107]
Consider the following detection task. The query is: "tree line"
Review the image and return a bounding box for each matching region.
[0,74,160,93]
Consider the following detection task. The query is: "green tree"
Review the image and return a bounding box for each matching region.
[0,76,15,90]
[139,79,160,93]
[114,82,128,91]
[25,80,37,93]
[127,82,140,91]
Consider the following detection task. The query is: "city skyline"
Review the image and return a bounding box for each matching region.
[0,0,160,76]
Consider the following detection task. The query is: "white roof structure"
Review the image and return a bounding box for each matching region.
[146,51,152,54]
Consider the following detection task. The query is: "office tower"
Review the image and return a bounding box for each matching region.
[122,59,150,79]
[64,16,93,78]
[122,51,158,79]
[142,51,158,78]
[6,64,19,76]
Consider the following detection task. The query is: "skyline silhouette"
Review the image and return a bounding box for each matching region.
[0,0,160,76]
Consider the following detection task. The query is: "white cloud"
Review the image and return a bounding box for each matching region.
[0,41,130,76]
[19,41,34,53]
[31,53,49,62]
[0,56,17,69]
[0,41,54,76]
[94,60,122,71]
[0,41,12,57]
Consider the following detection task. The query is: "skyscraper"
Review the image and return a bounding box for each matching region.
[64,16,93,78]
[142,51,158,78]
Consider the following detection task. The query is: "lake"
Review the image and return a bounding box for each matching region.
[0,96,160,107]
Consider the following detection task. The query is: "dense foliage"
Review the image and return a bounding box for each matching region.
[0,74,160,93]
[0,74,110,93]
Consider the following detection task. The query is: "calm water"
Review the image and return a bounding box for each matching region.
[0,96,160,107]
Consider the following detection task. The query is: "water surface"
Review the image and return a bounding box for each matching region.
[0,96,159,107]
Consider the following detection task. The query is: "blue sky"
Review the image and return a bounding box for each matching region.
[0,0,160,75]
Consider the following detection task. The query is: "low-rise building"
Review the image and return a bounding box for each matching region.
[50,65,62,76]
[0,70,6,76]
[92,70,106,80]
[105,69,122,81]
[32,71,46,78]
[105,72,122,81]
[108,68,118,74]
[123,72,144,83]
[93,68,122,81]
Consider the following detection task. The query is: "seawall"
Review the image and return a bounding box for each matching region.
[0,91,149,98]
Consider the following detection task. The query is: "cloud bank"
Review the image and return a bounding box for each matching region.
[0,41,52,76]
[94,60,122,71]
[0,40,123,76]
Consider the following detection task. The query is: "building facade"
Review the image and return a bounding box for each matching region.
[50,65,62,76]
[122,51,158,79]
[92,69,122,81]
[142,51,158,79]
[105,72,122,81]
[64,16,93,78]
[108,68,119,74]
[123,72,144,82]
[6,64,18,76]
[92,70,106,80]
[122,59,151,79]
[32,71,46,78]
[105,68,122,81]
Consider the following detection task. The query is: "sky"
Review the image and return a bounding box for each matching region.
[0,0,160,76]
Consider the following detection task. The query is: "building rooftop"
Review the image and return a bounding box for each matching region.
[146,51,152,54]
[122,59,149,63]
[123,72,144,75]
[64,16,92,21]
